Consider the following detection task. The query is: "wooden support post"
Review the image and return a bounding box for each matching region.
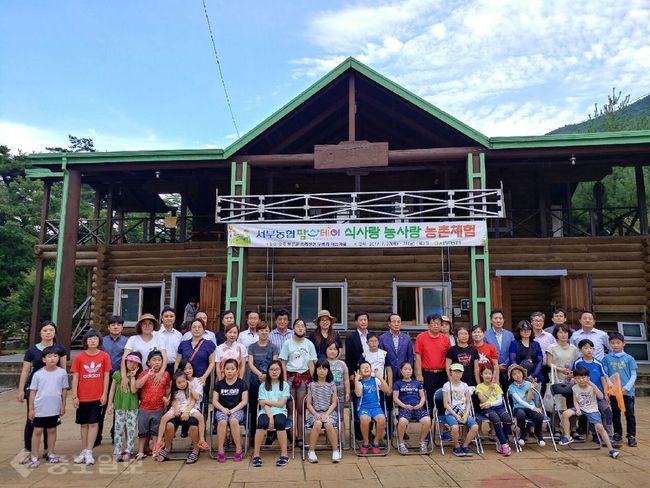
[225,161,250,326]
[30,180,52,344]
[53,166,81,353]
[170,208,177,242]
[348,73,356,141]
[635,163,648,235]
[118,210,125,243]
[565,183,573,237]
[179,194,187,242]
[105,186,113,244]
[149,212,156,242]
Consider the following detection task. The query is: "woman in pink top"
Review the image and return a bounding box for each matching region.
[215,323,248,380]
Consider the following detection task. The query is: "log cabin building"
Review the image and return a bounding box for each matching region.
[26,58,650,356]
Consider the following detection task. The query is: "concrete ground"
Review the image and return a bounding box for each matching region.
[1,388,649,488]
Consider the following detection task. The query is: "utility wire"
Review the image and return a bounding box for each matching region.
[202,0,241,139]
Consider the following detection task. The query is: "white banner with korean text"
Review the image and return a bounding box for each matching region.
[227,221,487,248]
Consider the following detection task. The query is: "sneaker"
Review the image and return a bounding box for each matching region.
[420,442,428,454]
[233,451,243,462]
[74,449,88,464]
[495,442,503,454]
[27,456,40,470]
[134,452,146,461]
[628,436,637,447]
[398,443,408,455]
[571,432,586,441]
[517,438,526,447]
[276,455,289,467]
[462,447,473,457]
[609,449,620,459]
[441,431,452,442]
[217,452,226,463]
[359,444,369,455]
[252,456,262,467]
[612,433,623,443]
[85,452,95,466]
[371,443,381,454]
[501,444,512,456]
[120,453,131,463]
[45,453,60,464]
[537,439,546,447]
[452,446,465,457]
[332,449,341,463]
[553,432,562,442]
[307,450,318,463]
[559,436,574,446]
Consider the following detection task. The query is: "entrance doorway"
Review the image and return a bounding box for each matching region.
[491,271,591,328]
[171,272,205,329]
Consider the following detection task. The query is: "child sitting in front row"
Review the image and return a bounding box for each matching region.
[442,363,479,457]
[559,366,620,459]
[476,366,512,456]
[305,359,341,463]
[355,360,392,454]
[251,360,291,467]
[213,358,248,462]
[393,361,431,454]
[507,364,546,447]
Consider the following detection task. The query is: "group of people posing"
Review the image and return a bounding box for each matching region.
[16,306,638,469]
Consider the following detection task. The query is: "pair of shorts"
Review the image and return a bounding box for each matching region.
[568,408,602,425]
[287,371,311,392]
[33,415,60,429]
[439,415,477,428]
[305,411,338,427]
[358,406,385,419]
[138,409,164,438]
[398,407,429,422]
[214,409,245,424]
[167,416,199,428]
[76,400,102,425]
[257,413,287,430]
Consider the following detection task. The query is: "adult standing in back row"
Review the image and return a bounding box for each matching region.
[415,314,451,415]
[485,309,515,389]
[571,310,609,360]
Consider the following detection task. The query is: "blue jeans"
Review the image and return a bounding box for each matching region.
[482,405,512,445]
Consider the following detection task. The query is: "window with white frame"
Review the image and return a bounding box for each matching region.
[113,281,165,327]
[392,281,452,327]
[292,281,348,329]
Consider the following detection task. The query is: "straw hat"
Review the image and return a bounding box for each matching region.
[136,313,160,331]
[441,315,453,324]
[507,364,527,379]
[314,309,337,324]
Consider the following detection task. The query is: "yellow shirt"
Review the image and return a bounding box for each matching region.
[475,382,503,406]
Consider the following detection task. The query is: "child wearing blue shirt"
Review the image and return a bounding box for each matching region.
[392,361,431,454]
[573,339,614,442]
[602,332,637,447]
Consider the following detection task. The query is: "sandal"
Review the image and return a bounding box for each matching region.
[197,440,209,451]
[156,449,169,462]
[252,456,262,467]
[185,452,199,464]
[233,451,243,462]
[152,441,164,456]
[135,452,146,461]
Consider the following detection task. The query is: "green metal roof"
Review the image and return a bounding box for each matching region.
[28,148,225,166]
[489,129,650,149]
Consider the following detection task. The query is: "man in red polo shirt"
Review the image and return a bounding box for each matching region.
[415,313,451,415]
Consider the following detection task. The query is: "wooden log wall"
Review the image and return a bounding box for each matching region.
[490,236,647,317]
[95,242,227,329]
[245,247,472,331]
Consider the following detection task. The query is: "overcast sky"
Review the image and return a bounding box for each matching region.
[2,0,649,154]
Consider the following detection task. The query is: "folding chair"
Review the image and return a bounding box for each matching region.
[259,394,296,459]
[507,388,558,452]
[432,388,481,455]
[350,392,391,456]
[208,405,249,460]
[548,383,599,451]
[301,395,343,461]
[391,396,433,455]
